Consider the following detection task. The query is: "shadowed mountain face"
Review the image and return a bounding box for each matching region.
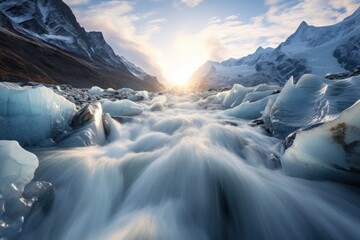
[0,0,164,91]
[190,7,360,90]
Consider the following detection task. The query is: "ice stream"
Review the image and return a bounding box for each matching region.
[18,92,360,240]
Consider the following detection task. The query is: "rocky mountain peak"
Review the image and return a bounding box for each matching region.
[0,0,164,91]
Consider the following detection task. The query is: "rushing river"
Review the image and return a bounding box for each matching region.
[18,92,360,240]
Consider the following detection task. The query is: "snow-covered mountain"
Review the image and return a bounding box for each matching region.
[190,7,360,89]
[0,0,162,90]
[119,56,152,80]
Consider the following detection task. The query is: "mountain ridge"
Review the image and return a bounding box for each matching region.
[190,7,360,90]
[0,0,164,91]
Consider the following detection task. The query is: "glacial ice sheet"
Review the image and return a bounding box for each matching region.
[281,100,360,182]
[0,83,76,146]
[101,99,144,117]
[264,74,360,138]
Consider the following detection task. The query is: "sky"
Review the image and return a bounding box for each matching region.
[64,0,360,85]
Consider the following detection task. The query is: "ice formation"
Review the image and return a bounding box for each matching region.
[0,140,46,239]
[264,74,360,138]
[221,84,248,108]
[210,83,280,120]
[0,141,38,197]
[101,99,144,117]
[281,100,360,182]
[0,83,76,146]
[224,94,278,119]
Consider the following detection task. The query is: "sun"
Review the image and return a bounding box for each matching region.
[162,63,196,86]
[159,51,205,87]
[156,32,209,87]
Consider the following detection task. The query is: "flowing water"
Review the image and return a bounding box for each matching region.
[19,92,360,240]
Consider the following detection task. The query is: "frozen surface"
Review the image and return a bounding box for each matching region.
[0,83,76,146]
[0,141,38,197]
[225,94,278,120]
[102,99,144,117]
[281,100,360,182]
[221,84,249,108]
[264,74,360,138]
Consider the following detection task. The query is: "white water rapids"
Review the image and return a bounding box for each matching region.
[19,92,360,240]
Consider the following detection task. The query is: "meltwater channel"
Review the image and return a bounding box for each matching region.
[18,92,360,240]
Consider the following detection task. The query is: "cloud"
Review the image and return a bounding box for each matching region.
[179,0,360,63]
[63,0,91,6]
[180,0,203,8]
[71,1,167,82]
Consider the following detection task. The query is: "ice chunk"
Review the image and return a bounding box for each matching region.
[264,74,360,138]
[0,141,38,197]
[102,99,144,117]
[0,84,76,146]
[222,84,248,108]
[215,91,227,104]
[225,95,278,120]
[242,90,276,103]
[0,141,53,239]
[88,86,104,96]
[281,100,360,183]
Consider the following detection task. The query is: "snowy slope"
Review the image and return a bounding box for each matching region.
[0,0,157,86]
[120,56,153,80]
[190,7,360,89]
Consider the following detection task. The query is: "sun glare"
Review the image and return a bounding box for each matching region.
[162,62,197,86]
[157,32,209,87]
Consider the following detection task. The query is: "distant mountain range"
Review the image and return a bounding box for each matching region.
[0,0,164,91]
[190,7,360,89]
